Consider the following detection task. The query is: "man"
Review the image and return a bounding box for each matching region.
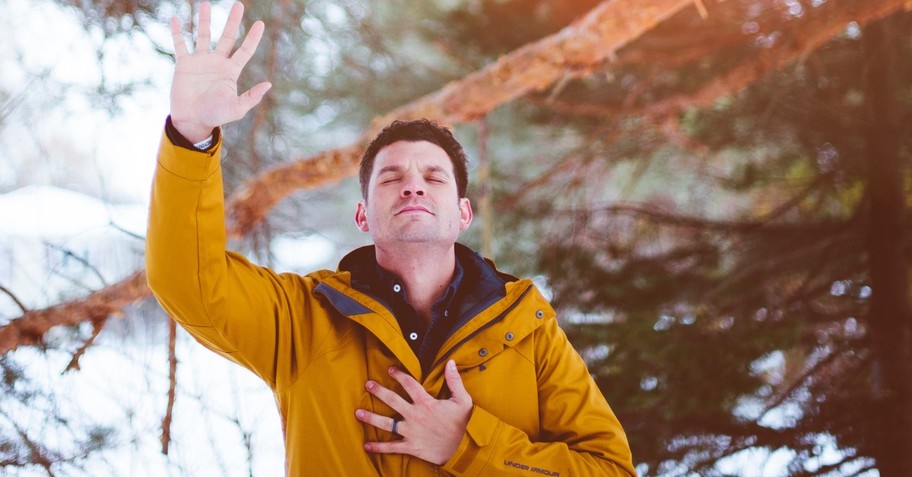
[146,2,636,475]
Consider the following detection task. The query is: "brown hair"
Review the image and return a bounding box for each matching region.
[359,119,469,200]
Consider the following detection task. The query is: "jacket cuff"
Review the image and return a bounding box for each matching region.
[158,119,223,181]
[441,405,502,476]
[165,115,221,152]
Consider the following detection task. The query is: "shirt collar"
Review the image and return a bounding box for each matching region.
[373,254,465,311]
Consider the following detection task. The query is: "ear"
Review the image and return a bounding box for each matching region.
[458,198,473,231]
[355,201,370,232]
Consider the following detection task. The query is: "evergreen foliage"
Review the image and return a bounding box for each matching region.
[4,0,911,474]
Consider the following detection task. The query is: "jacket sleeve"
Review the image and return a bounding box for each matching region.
[146,124,321,390]
[441,317,637,477]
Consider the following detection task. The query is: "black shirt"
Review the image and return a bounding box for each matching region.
[347,248,465,374]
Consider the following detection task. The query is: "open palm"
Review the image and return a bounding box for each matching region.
[169,2,270,143]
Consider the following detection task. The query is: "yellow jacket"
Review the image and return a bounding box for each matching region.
[146,129,636,476]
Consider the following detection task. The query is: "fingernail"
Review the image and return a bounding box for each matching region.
[388,366,397,374]
[365,380,375,390]
[355,409,364,419]
[447,360,456,370]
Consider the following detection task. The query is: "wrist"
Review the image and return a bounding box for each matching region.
[171,118,215,144]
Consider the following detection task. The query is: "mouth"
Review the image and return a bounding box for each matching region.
[396,205,433,215]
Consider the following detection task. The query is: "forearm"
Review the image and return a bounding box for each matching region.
[442,406,635,477]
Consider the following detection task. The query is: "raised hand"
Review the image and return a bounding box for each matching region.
[169,1,271,143]
[355,360,473,466]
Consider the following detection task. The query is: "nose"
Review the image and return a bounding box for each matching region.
[401,176,426,197]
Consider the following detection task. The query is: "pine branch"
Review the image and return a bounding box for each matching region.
[0,0,696,355]
[225,0,700,236]
[0,0,906,355]
[641,0,906,121]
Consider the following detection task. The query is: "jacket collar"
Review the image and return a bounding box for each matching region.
[314,244,542,381]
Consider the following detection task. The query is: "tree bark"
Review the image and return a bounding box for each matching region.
[862,15,912,477]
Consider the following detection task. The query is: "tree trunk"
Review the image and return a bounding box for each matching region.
[863,16,912,476]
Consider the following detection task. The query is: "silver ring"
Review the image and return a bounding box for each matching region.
[391,419,399,435]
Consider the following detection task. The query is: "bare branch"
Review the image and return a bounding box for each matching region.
[44,242,108,288]
[0,284,29,315]
[161,318,177,455]
[0,271,147,354]
[62,317,107,373]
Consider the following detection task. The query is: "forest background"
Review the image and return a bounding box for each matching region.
[1,0,911,475]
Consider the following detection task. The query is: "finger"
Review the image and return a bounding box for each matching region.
[214,2,245,55]
[444,360,472,405]
[194,1,212,53]
[234,81,272,115]
[354,409,399,435]
[365,380,411,414]
[230,19,265,69]
[169,16,189,58]
[388,367,433,405]
[364,440,410,455]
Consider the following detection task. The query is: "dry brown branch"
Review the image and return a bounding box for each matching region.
[225,0,699,236]
[63,317,107,373]
[0,271,146,354]
[642,0,907,119]
[161,318,177,455]
[0,283,29,314]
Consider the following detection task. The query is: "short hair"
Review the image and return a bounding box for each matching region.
[359,119,469,200]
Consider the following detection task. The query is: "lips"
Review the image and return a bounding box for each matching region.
[396,204,433,215]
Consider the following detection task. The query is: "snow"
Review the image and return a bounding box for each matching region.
[0,185,148,318]
[0,185,147,239]
[0,183,287,476]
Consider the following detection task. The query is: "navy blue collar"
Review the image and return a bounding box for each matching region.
[338,244,508,372]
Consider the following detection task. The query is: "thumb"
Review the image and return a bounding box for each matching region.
[236,81,272,115]
[445,360,471,405]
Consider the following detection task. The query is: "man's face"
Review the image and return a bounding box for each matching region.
[355,140,472,247]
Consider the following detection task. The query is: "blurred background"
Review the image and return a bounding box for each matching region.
[1,0,910,475]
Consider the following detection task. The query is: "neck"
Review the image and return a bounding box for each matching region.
[375,242,456,324]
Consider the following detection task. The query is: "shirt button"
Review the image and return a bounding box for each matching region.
[505,332,514,341]
[444,310,449,317]
[409,332,418,341]
[535,310,544,319]
[393,284,402,293]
